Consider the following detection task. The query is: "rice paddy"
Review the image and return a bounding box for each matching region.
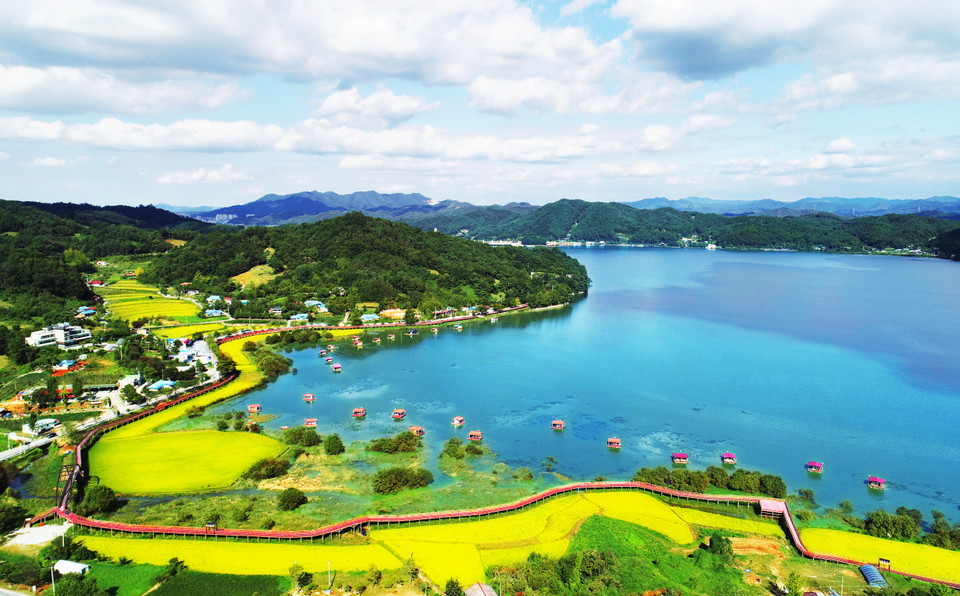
[801,528,960,584]
[96,280,199,322]
[89,430,286,493]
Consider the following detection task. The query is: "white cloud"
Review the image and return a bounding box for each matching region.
[0,66,245,114]
[0,152,9,160]
[2,1,621,87]
[156,164,251,184]
[313,87,438,128]
[825,137,857,153]
[27,157,68,167]
[560,0,607,17]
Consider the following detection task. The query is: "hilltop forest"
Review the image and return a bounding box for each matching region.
[144,212,591,314]
[409,199,960,252]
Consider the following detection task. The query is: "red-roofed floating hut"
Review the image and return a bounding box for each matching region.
[468,430,483,441]
[721,452,737,465]
[807,461,823,474]
[304,418,317,427]
[607,437,621,449]
[303,394,316,402]
[331,363,342,372]
[247,404,261,413]
[391,408,406,419]
[352,407,366,418]
[551,420,565,430]
[325,357,333,364]
[409,425,425,436]
[672,453,689,465]
[868,476,885,490]
[452,416,465,426]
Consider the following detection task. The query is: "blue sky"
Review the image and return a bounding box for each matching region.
[1,0,958,208]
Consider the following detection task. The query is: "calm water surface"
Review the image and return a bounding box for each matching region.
[217,248,960,519]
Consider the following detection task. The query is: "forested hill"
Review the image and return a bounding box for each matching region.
[409,199,960,253]
[0,199,204,319]
[144,212,590,311]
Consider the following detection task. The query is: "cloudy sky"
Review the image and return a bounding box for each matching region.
[1,1,959,208]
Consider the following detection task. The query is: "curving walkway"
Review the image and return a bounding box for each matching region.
[42,329,959,590]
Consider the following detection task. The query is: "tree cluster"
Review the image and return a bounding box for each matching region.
[368,431,422,454]
[244,458,291,481]
[632,465,787,498]
[371,466,433,494]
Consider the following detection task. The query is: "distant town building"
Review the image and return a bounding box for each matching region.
[24,323,92,349]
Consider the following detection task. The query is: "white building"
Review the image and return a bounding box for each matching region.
[54,560,90,575]
[24,323,92,349]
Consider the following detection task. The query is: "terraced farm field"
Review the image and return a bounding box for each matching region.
[674,507,784,537]
[801,528,960,584]
[97,280,199,322]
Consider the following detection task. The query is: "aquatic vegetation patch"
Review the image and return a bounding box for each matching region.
[801,528,960,584]
[79,536,402,576]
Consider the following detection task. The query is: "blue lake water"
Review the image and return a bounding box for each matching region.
[216,248,960,519]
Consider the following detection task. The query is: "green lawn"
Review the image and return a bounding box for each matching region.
[88,561,164,596]
[152,571,289,596]
[89,430,285,493]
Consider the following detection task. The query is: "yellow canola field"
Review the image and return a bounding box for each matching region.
[150,322,227,339]
[381,541,485,587]
[80,536,401,576]
[587,492,696,544]
[479,539,570,569]
[674,508,784,537]
[801,528,960,584]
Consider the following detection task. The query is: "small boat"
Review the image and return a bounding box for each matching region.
[606,437,621,449]
[325,357,333,364]
[319,349,327,356]
[468,430,483,441]
[391,408,406,420]
[551,419,565,431]
[452,416,465,426]
[721,452,737,465]
[868,476,885,490]
[409,425,425,437]
[304,418,317,427]
[672,453,689,465]
[352,407,366,418]
[331,363,342,372]
[807,461,824,474]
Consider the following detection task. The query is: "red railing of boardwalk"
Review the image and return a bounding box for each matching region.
[49,328,960,591]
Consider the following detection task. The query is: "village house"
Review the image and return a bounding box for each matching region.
[24,323,92,349]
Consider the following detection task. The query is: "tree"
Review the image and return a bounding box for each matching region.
[289,562,308,588]
[705,531,734,564]
[277,487,307,511]
[444,578,465,596]
[324,433,345,455]
[404,308,417,325]
[80,484,116,515]
[785,572,803,595]
[51,573,108,596]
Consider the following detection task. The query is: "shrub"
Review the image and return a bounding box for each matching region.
[440,438,465,459]
[283,426,322,447]
[244,458,290,481]
[369,432,421,454]
[80,484,116,515]
[277,487,307,511]
[324,433,345,455]
[465,443,483,456]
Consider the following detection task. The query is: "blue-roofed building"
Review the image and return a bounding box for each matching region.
[204,309,225,317]
[304,300,324,307]
[859,565,888,587]
[360,313,380,322]
[147,380,176,391]
[290,313,309,321]
[206,295,221,303]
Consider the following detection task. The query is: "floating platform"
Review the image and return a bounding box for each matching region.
[331,363,342,372]
[352,407,366,418]
[721,452,737,465]
[468,430,483,441]
[868,476,885,490]
[551,419,565,430]
[247,404,261,413]
[607,437,621,449]
[391,408,406,420]
[452,416,465,426]
[304,418,317,427]
[409,425,425,436]
[807,461,823,474]
[672,453,689,465]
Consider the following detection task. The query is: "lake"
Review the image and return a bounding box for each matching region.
[218,247,960,519]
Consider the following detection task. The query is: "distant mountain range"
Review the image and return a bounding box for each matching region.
[175,191,960,226]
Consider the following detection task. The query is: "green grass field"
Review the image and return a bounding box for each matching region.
[151,571,288,596]
[88,561,164,596]
[89,430,286,493]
